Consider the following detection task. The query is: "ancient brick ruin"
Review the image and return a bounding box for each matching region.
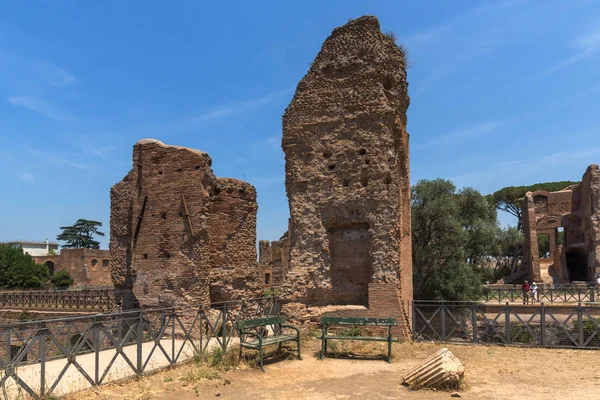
[522,164,600,285]
[279,16,412,336]
[258,233,290,287]
[110,139,261,309]
[33,249,112,287]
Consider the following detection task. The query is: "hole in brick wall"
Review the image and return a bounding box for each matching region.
[161,213,167,219]
[384,174,392,185]
[91,259,98,267]
[160,251,171,259]
[323,151,332,159]
[143,254,148,259]
[361,178,368,187]
[364,159,370,165]
[342,179,349,187]
[195,165,201,169]
[179,211,183,217]
[264,273,271,285]
[382,76,393,90]
[328,164,336,170]
[102,259,109,267]
[357,148,366,156]
[213,186,221,196]
[177,168,182,172]
[158,171,163,175]
[239,188,246,195]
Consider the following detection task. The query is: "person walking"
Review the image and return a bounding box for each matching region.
[530,282,538,303]
[521,280,530,304]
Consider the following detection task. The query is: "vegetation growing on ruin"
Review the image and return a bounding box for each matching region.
[0,244,49,289]
[57,218,105,249]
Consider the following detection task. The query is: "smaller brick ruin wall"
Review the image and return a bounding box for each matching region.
[33,249,112,287]
[258,232,290,287]
[110,139,261,310]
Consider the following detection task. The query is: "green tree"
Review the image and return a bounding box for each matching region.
[51,270,74,288]
[0,244,49,289]
[412,179,496,301]
[491,181,577,231]
[57,219,105,249]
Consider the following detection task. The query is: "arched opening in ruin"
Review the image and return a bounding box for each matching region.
[45,261,55,276]
[566,247,588,282]
[327,223,371,306]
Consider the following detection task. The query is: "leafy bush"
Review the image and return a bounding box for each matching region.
[0,244,49,289]
[51,270,74,288]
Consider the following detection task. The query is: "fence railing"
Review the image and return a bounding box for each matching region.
[0,296,279,399]
[0,289,116,311]
[481,286,600,303]
[412,301,600,349]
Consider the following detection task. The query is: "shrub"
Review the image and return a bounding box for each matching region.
[0,244,49,289]
[51,270,74,288]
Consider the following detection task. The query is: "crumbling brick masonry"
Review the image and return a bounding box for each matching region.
[280,16,412,337]
[110,139,261,309]
[522,164,600,285]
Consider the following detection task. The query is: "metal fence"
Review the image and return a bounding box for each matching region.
[412,301,600,349]
[0,296,279,399]
[0,290,115,311]
[481,286,600,303]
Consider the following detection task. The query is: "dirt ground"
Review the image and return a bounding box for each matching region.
[66,339,600,400]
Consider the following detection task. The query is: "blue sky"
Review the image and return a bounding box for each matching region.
[1,0,600,249]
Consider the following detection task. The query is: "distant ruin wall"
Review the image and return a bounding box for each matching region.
[280,16,412,337]
[521,164,600,284]
[33,249,112,287]
[110,139,260,309]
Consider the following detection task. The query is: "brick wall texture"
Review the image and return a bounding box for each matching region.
[109,139,261,309]
[278,16,412,337]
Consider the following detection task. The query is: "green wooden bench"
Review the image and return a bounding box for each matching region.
[319,316,397,363]
[236,315,301,371]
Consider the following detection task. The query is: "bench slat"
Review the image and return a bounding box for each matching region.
[236,315,285,329]
[322,336,399,342]
[242,334,297,348]
[320,316,397,326]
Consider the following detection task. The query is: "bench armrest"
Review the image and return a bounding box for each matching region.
[239,329,263,345]
[281,324,301,337]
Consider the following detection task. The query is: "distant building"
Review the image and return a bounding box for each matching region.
[8,240,59,257]
[33,249,113,288]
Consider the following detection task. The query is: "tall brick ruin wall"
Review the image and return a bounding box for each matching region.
[110,139,260,309]
[279,16,412,338]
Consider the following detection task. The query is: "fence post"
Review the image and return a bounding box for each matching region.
[505,302,511,344]
[137,311,143,375]
[441,302,446,341]
[577,302,584,348]
[471,304,478,343]
[540,303,546,346]
[222,302,228,351]
[39,321,46,398]
[171,309,175,363]
[591,287,595,303]
[93,316,100,385]
[412,302,416,340]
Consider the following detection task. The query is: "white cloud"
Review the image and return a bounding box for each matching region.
[0,152,16,163]
[26,146,90,169]
[33,61,78,87]
[539,26,600,78]
[19,171,35,182]
[191,89,290,122]
[417,122,499,148]
[8,96,74,121]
